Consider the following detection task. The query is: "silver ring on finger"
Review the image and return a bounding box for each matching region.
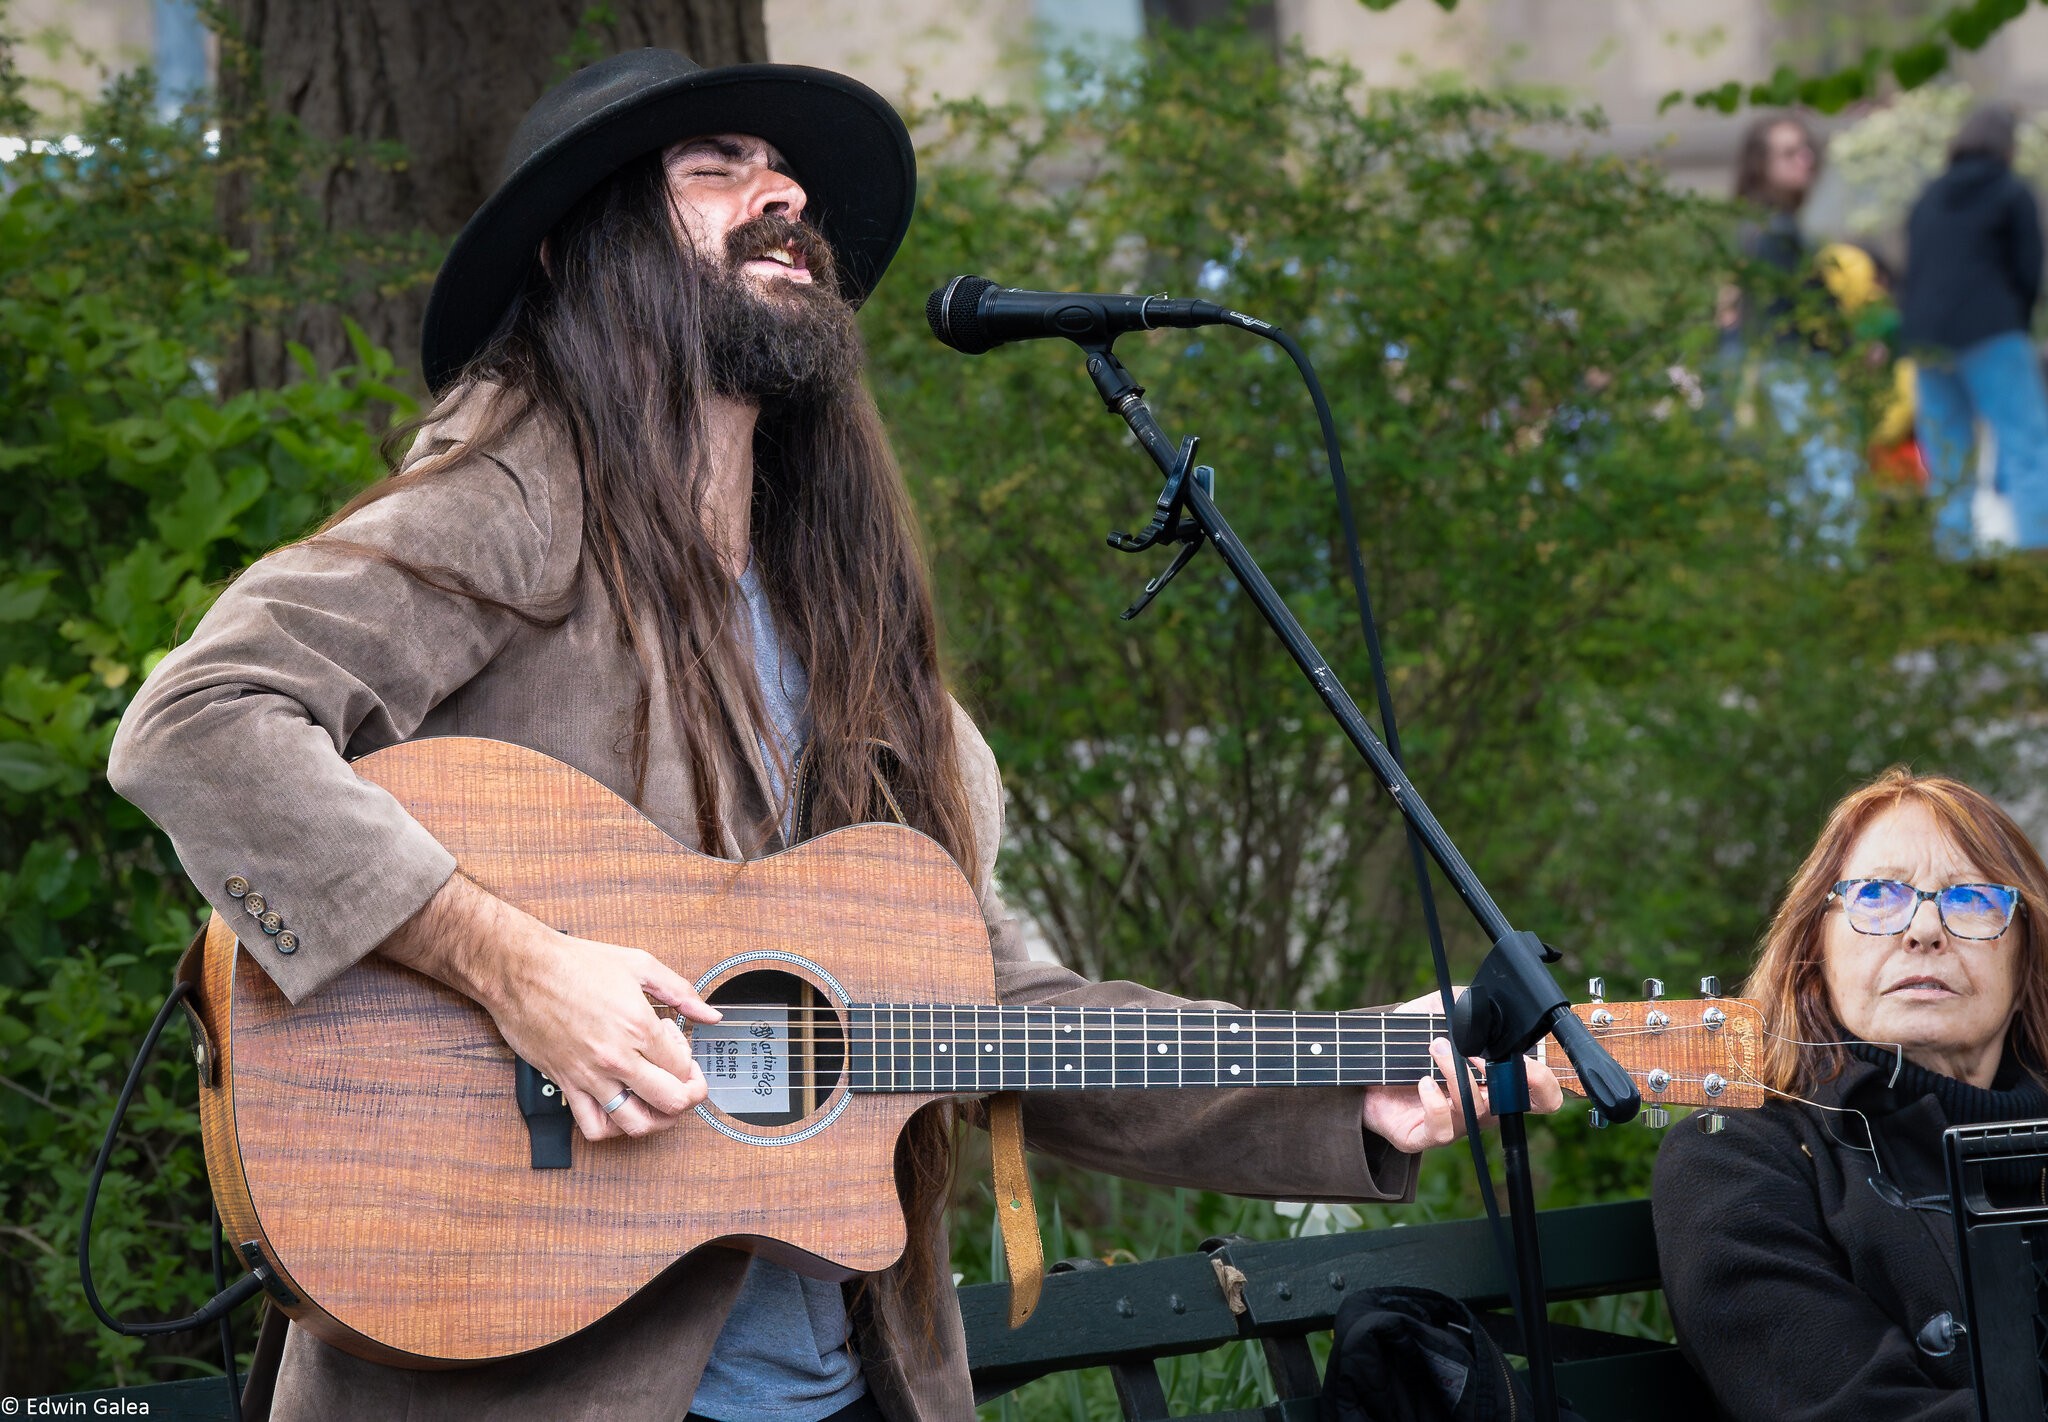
[601,1088,633,1115]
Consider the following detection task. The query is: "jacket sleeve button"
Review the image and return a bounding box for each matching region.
[275,931,299,955]
[259,912,283,935]
[225,877,250,898]
[244,892,268,916]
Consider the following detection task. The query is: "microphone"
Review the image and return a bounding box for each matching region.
[926,275,1236,355]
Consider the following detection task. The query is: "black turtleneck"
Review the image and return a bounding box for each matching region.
[1843,1034,2048,1126]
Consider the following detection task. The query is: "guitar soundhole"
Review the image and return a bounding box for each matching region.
[699,970,846,1129]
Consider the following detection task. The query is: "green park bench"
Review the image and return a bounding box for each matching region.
[961,1197,1707,1421]
[49,1198,1706,1421]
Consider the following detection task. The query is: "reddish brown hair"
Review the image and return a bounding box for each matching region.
[1745,767,2048,1093]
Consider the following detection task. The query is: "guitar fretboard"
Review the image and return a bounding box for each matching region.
[845,1005,1462,1093]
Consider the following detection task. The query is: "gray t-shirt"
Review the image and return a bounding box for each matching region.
[690,564,864,1422]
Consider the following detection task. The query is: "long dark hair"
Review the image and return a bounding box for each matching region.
[1734,114,1819,212]
[323,150,972,1330]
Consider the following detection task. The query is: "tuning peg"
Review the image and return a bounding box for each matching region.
[1700,975,1721,998]
[1643,1105,1670,1129]
[1586,976,1614,1026]
[1588,1107,1608,1130]
[1697,1109,1727,1135]
[1643,978,1664,1002]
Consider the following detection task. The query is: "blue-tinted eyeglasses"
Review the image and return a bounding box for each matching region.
[1828,878,2024,940]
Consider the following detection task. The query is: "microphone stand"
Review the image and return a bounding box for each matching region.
[1077,343,1641,1422]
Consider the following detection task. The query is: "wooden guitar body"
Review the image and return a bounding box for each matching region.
[194,735,991,1367]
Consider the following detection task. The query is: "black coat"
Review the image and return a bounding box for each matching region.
[1653,1048,2048,1422]
[1899,153,2044,353]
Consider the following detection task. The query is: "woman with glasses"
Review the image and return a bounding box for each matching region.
[1653,767,2048,1422]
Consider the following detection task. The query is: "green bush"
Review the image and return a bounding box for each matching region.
[867,36,2048,1414]
[0,91,410,1390]
[882,30,2027,1023]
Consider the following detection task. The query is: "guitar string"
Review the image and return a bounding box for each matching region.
[697,1066,1758,1092]
[682,1018,1736,1046]
[698,1006,1734,1037]
[686,1013,1747,1094]
[693,1042,1744,1083]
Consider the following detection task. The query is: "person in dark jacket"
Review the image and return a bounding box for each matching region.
[1655,767,2048,1422]
[1901,104,2048,554]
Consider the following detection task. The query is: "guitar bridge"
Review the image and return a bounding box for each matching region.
[514,1056,573,1169]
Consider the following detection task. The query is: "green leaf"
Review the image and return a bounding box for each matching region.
[0,571,59,623]
[1890,41,1949,90]
[0,442,52,471]
[0,741,63,793]
[1692,81,1743,114]
[1946,0,2025,51]
[1797,65,1872,114]
[151,454,268,553]
[1746,65,1800,108]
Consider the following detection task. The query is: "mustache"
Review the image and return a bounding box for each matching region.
[723,214,838,287]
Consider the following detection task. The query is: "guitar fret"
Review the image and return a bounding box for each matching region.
[1028,1006,1054,1090]
[846,1005,1499,1095]
[921,1004,931,1093]
[1298,1012,1337,1086]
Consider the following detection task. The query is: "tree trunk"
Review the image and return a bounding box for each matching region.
[217,0,766,394]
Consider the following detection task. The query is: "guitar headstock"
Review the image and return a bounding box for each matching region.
[1550,975,1767,1124]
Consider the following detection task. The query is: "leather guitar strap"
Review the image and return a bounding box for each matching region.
[987,1091,1043,1327]
[861,749,1043,1328]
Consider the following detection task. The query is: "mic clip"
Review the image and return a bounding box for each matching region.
[1109,436,1210,619]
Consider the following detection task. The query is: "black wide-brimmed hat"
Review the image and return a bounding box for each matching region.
[419,49,916,392]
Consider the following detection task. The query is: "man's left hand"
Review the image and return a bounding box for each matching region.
[1359,997,1565,1153]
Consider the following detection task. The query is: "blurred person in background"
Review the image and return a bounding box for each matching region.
[1901,103,2048,557]
[1727,113,1823,345]
[1723,113,1862,547]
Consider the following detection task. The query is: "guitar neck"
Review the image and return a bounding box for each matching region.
[845,1005,1472,1094]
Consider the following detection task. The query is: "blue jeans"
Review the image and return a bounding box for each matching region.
[1915,330,2048,555]
[1761,359,1860,549]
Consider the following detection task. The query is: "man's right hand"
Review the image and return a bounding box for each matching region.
[378,873,721,1141]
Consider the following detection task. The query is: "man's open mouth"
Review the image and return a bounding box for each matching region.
[744,245,811,279]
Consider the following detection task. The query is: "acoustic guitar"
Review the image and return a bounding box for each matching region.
[188,736,1765,1367]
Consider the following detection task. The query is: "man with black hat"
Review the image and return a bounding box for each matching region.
[108,49,1554,1421]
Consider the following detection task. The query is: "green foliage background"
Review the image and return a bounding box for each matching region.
[5,16,2047,1410]
[0,62,412,1391]
[879,32,2047,1414]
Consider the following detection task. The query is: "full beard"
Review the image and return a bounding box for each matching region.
[697,214,863,406]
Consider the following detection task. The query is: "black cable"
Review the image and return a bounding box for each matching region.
[80,978,263,1411]
[210,1205,244,1422]
[1222,314,1525,1323]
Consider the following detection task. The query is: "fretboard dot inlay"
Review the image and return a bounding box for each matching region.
[938,1044,948,1053]
[1310,1043,1323,1055]
[983,1043,993,1052]
[1230,1024,1241,1034]
[1156,1043,1168,1054]
[1230,1064,1241,1075]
